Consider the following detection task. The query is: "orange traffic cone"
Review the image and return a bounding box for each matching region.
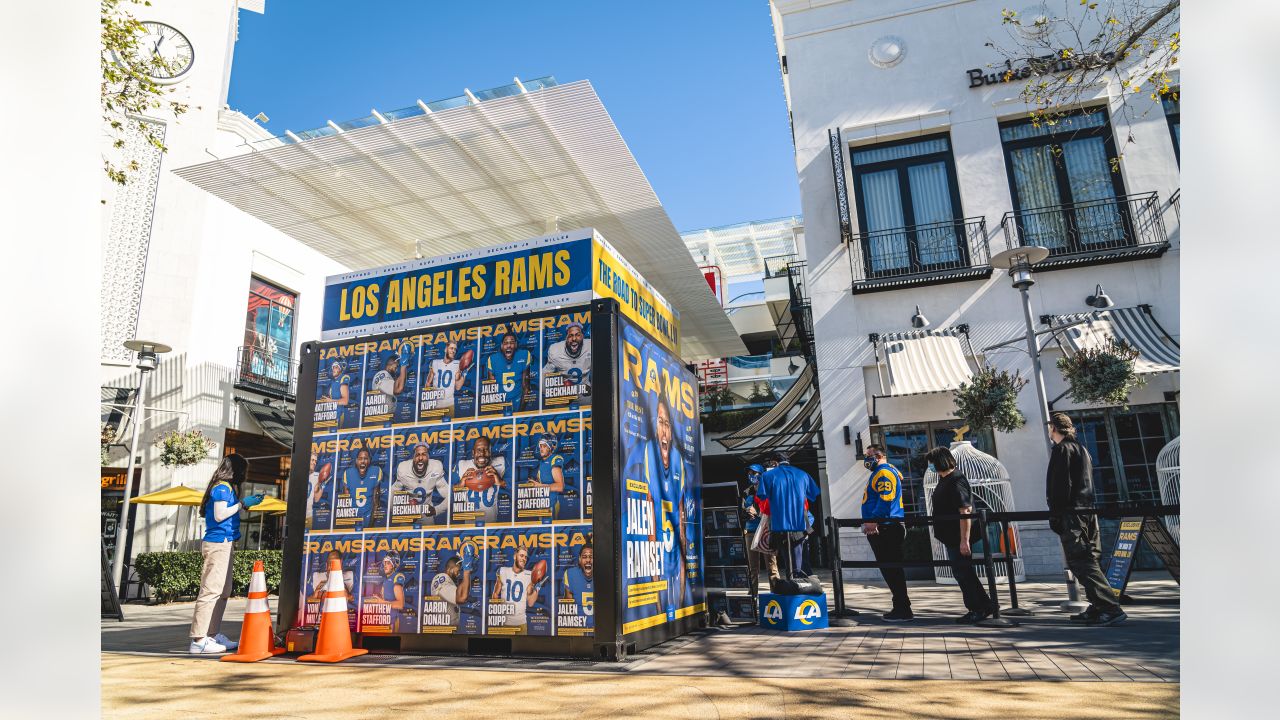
[297,558,367,663]
[222,560,286,663]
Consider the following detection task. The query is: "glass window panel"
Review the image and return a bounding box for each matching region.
[907,162,960,265]
[860,169,909,272]
[1113,413,1140,437]
[1061,136,1124,246]
[1136,411,1165,437]
[852,137,949,166]
[999,111,1107,142]
[1009,145,1068,248]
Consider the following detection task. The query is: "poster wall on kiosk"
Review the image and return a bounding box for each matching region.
[279,228,702,657]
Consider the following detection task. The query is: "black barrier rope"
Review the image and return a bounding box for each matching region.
[825,504,1180,620]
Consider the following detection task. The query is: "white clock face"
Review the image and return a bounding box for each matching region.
[136,22,194,82]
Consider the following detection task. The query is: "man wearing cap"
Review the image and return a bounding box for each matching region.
[740,463,779,593]
[1046,412,1127,626]
[756,451,820,577]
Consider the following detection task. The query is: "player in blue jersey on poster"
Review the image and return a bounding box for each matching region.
[367,550,410,633]
[485,332,535,412]
[342,447,383,530]
[534,434,567,517]
[641,397,691,612]
[561,544,594,626]
[321,360,354,426]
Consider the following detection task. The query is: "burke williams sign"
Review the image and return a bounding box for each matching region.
[966,51,1116,89]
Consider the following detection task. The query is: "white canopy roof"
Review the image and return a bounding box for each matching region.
[173,80,743,360]
[876,328,976,396]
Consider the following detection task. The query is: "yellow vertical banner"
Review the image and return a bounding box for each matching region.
[591,236,680,352]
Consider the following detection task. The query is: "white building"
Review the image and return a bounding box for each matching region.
[769,0,1180,579]
[101,0,349,586]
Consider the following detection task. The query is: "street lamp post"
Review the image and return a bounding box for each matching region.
[990,247,1089,612]
[111,339,172,598]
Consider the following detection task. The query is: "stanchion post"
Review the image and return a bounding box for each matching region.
[976,509,1016,627]
[827,517,857,619]
[998,518,1033,616]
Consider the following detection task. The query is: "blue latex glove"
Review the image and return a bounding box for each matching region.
[241,494,264,509]
[398,342,413,368]
[460,542,477,573]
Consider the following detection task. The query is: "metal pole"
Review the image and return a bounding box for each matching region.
[1017,283,1085,608]
[111,367,151,596]
[976,509,1015,627]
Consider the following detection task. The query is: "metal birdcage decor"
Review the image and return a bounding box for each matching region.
[1156,436,1180,545]
[923,440,1025,584]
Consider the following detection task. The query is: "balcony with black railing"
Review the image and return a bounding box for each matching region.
[234,346,298,400]
[846,216,991,293]
[999,191,1169,269]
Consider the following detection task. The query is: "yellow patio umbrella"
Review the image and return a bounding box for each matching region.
[248,496,288,514]
[130,485,204,506]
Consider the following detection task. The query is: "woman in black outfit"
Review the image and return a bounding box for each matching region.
[927,446,996,623]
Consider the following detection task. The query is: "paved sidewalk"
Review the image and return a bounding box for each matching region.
[103,572,1177,683]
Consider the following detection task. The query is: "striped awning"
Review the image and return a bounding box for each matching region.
[1051,306,1179,374]
[877,328,975,397]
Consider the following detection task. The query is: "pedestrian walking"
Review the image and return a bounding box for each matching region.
[1045,413,1127,626]
[740,463,779,593]
[861,444,913,621]
[926,446,996,623]
[189,454,264,654]
[756,451,819,578]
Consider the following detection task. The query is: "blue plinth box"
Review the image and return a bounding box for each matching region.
[758,592,828,631]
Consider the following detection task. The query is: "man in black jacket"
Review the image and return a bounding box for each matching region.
[1046,413,1126,626]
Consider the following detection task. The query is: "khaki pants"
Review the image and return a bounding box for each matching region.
[745,530,778,592]
[190,540,234,639]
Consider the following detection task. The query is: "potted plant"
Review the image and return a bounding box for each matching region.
[953,367,1028,433]
[1056,338,1145,406]
[156,428,216,468]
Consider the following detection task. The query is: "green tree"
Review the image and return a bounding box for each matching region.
[101,0,189,185]
[987,0,1179,154]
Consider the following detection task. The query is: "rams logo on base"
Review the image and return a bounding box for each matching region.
[763,600,783,626]
[795,599,822,625]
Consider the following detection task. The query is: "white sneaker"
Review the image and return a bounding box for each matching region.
[213,633,238,651]
[188,636,227,654]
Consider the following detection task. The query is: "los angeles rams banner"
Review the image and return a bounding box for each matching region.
[321,228,681,354]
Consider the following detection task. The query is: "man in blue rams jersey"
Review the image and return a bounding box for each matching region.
[562,544,594,626]
[534,434,567,517]
[861,444,913,621]
[365,550,410,633]
[342,447,383,530]
[485,332,535,412]
[321,361,353,426]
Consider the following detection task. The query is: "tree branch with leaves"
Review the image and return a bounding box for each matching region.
[101,0,189,185]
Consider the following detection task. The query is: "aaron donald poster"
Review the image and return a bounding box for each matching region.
[420,531,485,635]
[362,337,419,427]
[617,315,704,635]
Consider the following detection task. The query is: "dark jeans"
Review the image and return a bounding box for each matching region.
[866,522,911,610]
[770,531,810,577]
[943,545,994,613]
[1053,512,1121,611]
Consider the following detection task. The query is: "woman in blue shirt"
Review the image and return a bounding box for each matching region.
[189,454,263,654]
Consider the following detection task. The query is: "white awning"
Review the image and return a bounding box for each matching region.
[172,80,743,361]
[877,328,975,396]
[1051,306,1180,374]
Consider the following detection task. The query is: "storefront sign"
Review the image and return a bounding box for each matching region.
[966,51,1116,89]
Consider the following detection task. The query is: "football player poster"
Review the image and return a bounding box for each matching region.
[555,526,594,636]
[478,321,540,416]
[514,412,583,524]
[486,528,553,636]
[450,419,514,526]
[314,343,364,432]
[419,329,478,422]
[302,539,362,631]
[362,337,419,427]
[540,311,591,410]
[617,315,704,635]
[334,431,392,531]
[389,426,452,529]
[420,531,484,635]
[306,437,337,532]
[360,533,422,634]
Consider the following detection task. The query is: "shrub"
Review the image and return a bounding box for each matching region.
[953,367,1028,433]
[156,429,215,467]
[1057,338,1146,406]
[133,549,282,603]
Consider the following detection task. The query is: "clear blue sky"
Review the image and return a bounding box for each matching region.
[227,1,799,233]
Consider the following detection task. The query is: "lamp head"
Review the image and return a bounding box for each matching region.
[1086,284,1114,309]
[123,339,172,372]
[910,305,929,329]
